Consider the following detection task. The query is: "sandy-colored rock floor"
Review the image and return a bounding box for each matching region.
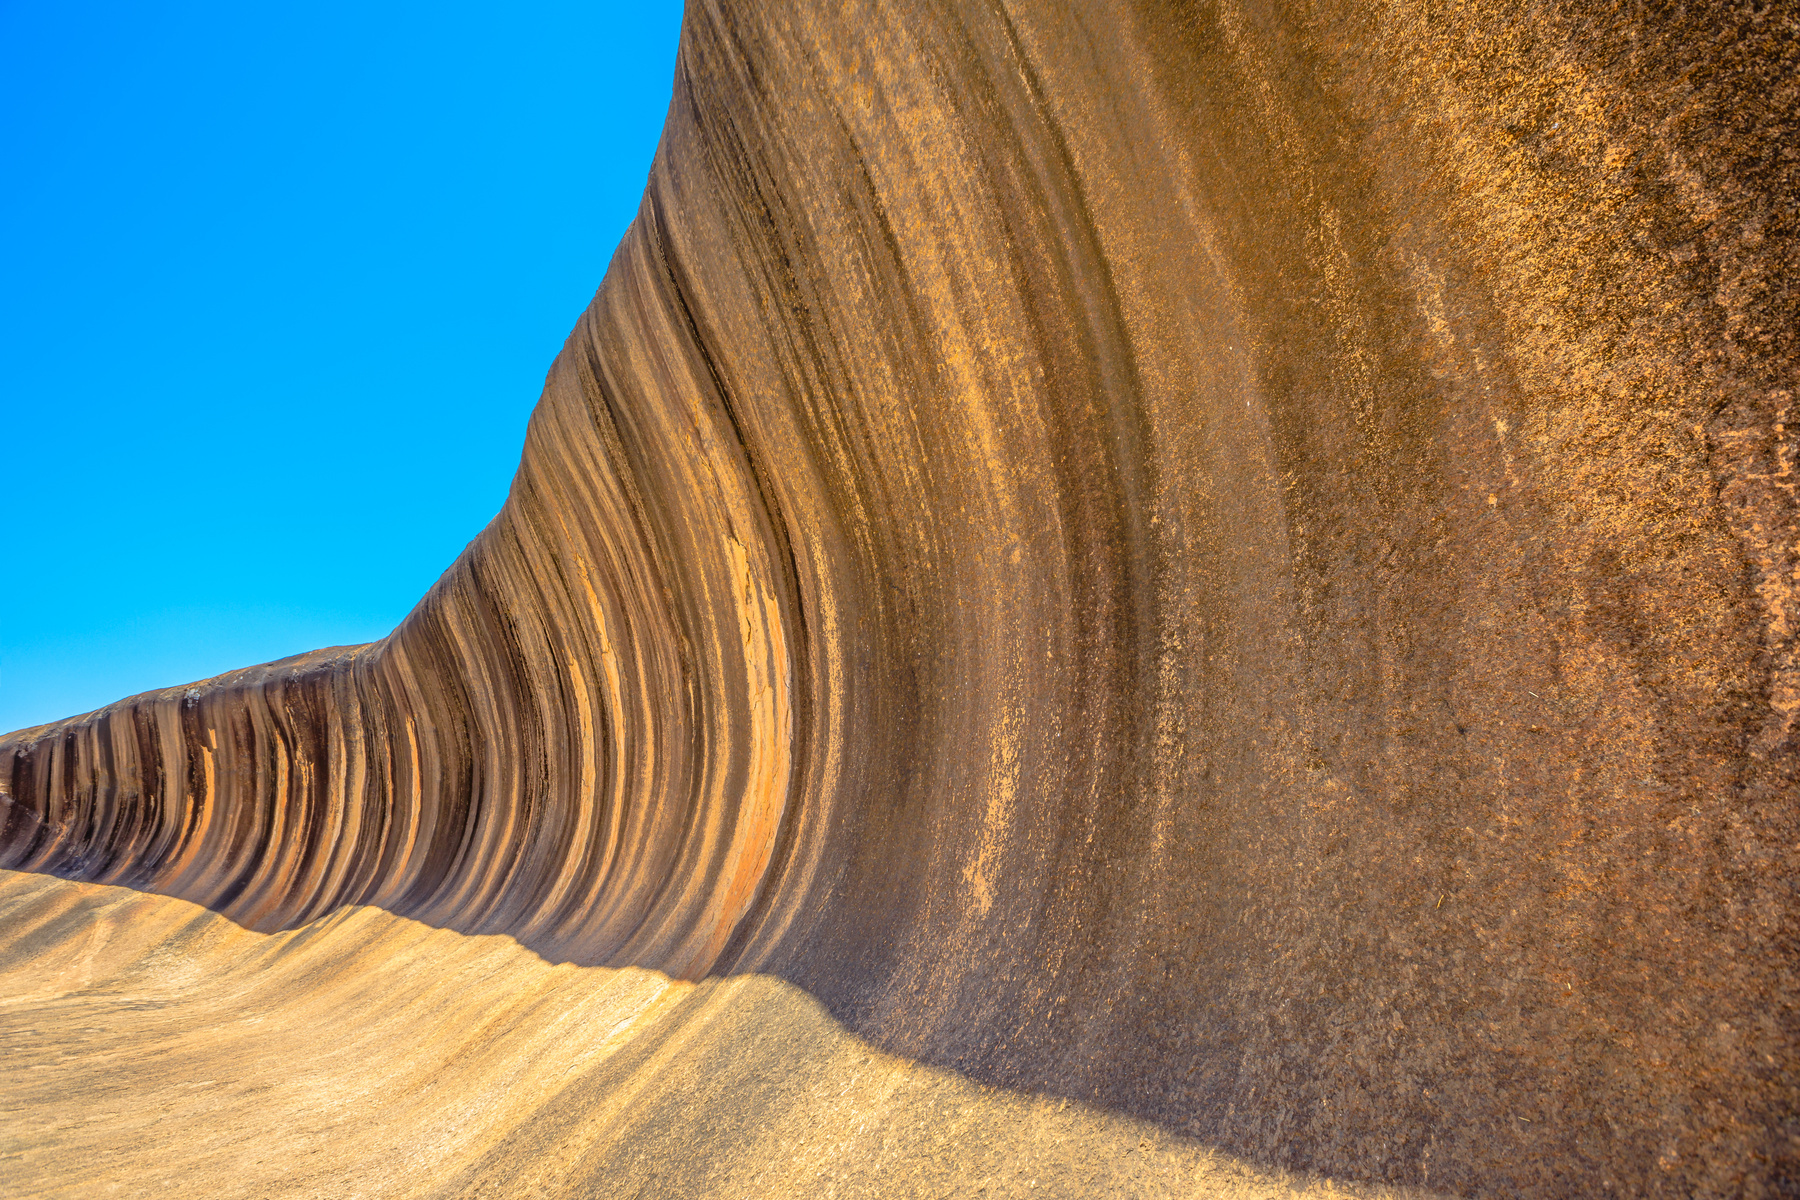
[0,869,1437,1198]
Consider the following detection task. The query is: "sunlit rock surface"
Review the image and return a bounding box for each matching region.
[3,0,1794,1195]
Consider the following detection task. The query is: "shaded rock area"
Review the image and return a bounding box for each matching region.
[2,0,1794,1195]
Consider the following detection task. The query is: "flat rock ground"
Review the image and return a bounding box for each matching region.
[0,869,1435,1199]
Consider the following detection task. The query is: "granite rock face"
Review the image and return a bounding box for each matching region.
[3,0,1795,1195]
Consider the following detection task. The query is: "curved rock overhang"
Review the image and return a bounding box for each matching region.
[3,0,1795,1194]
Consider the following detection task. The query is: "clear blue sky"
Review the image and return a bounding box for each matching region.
[2,1,686,734]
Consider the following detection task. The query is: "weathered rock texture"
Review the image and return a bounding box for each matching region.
[3,0,1795,1195]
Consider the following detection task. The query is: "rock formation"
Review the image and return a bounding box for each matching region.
[3,0,1794,1195]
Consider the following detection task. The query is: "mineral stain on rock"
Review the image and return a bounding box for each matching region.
[2,0,1794,1196]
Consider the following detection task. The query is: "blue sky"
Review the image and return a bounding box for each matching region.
[2,1,686,734]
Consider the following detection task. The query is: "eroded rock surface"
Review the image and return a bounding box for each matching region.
[3,0,1795,1195]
